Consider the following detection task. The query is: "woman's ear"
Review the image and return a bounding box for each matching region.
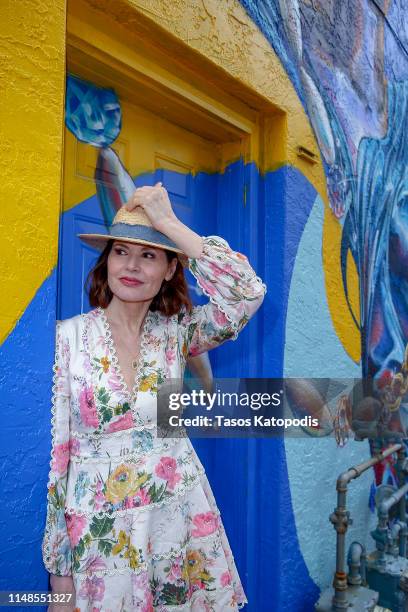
[165,257,178,281]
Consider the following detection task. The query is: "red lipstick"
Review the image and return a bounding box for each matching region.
[120,277,143,287]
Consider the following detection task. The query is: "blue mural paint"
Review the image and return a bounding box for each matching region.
[258,166,321,611]
[261,165,317,378]
[342,81,408,388]
[234,4,408,605]
[0,270,58,610]
[384,0,408,81]
[285,193,361,379]
[239,0,356,220]
[65,75,122,146]
[302,57,356,220]
[284,193,371,594]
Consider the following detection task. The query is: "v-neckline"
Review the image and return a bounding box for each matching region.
[97,306,151,402]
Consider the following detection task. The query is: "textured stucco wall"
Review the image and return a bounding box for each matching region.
[0,0,66,596]
[0,272,58,592]
[0,0,66,344]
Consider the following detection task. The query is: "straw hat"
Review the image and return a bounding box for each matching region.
[78,206,189,267]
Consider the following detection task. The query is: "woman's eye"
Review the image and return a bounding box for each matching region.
[143,252,155,258]
[114,248,127,255]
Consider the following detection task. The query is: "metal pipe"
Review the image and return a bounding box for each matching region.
[347,541,366,585]
[374,482,408,564]
[379,483,408,515]
[390,521,403,557]
[330,443,402,611]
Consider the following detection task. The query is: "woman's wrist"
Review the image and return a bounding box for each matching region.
[156,217,204,259]
[153,213,179,235]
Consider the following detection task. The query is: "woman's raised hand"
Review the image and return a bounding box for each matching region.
[125,182,177,232]
[125,181,203,258]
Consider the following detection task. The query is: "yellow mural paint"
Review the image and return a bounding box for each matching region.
[0,0,66,344]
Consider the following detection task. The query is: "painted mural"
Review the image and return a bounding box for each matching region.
[240,0,408,433]
[237,0,408,603]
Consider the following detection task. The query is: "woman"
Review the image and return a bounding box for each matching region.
[42,182,266,611]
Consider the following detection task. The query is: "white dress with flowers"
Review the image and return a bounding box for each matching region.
[42,235,266,612]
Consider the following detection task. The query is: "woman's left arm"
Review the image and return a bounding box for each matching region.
[182,234,266,355]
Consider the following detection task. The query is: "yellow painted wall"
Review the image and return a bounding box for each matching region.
[0,0,66,343]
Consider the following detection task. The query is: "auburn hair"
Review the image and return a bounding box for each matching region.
[86,240,193,316]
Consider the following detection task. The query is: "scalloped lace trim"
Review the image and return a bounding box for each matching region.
[70,422,156,439]
[70,435,181,463]
[65,466,206,517]
[43,321,71,575]
[96,306,151,404]
[47,322,64,480]
[73,565,246,610]
[189,267,239,343]
[76,528,224,577]
[74,560,247,609]
[188,236,267,342]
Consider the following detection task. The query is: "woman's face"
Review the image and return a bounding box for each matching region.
[107,240,177,304]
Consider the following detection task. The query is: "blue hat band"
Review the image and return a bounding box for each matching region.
[110,223,179,250]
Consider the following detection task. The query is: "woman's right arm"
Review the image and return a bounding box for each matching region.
[41,321,75,604]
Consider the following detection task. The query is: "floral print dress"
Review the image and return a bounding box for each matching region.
[42,235,266,612]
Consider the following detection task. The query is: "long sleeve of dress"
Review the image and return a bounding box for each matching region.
[41,321,73,576]
[181,235,266,356]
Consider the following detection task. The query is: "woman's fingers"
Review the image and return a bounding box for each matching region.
[133,184,165,205]
[134,183,163,194]
[124,183,174,229]
[124,187,151,211]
